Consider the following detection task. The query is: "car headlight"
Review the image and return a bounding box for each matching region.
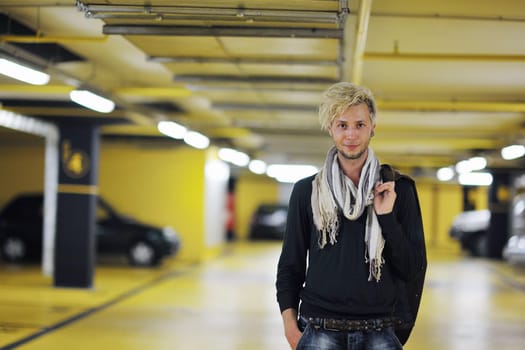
[162,226,178,241]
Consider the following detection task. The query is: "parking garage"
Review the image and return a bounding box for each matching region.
[1,1,525,349]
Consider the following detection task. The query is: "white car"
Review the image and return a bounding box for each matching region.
[449,209,490,256]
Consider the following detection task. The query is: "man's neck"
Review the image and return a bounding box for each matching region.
[337,153,367,186]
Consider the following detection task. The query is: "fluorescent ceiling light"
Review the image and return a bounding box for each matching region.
[501,145,525,160]
[458,172,493,186]
[266,164,318,183]
[436,167,454,181]
[0,58,50,85]
[0,110,57,139]
[455,156,486,173]
[184,131,209,149]
[158,121,187,139]
[218,148,250,167]
[249,159,267,174]
[70,90,115,113]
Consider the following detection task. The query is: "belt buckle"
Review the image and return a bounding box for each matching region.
[323,319,342,332]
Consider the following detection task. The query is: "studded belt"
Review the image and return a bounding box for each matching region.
[306,316,403,332]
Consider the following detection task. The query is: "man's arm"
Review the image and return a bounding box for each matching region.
[377,178,427,281]
[276,178,312,349]
[281,308,302,350]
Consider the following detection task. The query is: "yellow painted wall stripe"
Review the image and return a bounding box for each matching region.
[58,184,98,195]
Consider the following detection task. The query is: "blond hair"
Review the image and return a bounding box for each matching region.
[318,82,377,131]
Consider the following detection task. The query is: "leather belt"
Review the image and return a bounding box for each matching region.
[306,316,403,332]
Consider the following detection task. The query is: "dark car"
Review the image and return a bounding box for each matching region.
[249,203,288,240]
[0,193,181,267]
[449,209,490,256]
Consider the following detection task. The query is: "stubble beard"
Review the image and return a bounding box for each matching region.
[337,146,368,161]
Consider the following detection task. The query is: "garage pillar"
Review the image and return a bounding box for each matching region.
[53,124,100,288]
[486,172,511,259]
[462,186,477,211]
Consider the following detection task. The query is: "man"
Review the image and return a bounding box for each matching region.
[276,82,426,350]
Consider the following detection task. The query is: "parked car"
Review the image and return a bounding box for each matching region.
[449,209,490,256]
[503,193,525,264]
[249,203,288,240]
[0,193,181,266]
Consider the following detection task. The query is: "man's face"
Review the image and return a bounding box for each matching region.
[328,103,376,161]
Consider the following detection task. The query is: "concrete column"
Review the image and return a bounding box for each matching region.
[462,186,477,211]
[54,124,100,288]
[486,172,511,259]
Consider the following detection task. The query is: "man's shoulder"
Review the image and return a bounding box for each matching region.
[291,173,317,195]
[295,174,317,187]
[381,164,415,185]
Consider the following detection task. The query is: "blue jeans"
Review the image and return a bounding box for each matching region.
[296,318,403,350]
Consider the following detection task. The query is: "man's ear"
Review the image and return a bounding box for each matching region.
[371,123,376,137]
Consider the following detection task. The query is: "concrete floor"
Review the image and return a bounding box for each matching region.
[1,242,524,350]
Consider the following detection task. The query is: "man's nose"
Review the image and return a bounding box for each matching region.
[344,126,358,138]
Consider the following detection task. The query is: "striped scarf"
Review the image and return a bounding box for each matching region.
[311,146,385,282]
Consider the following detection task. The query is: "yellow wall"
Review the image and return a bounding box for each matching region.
[0,144,45,205]
[235,173,279,240]
[432,183,463,249]
[473,186,489,210]
[417,182,489,250]
[99,142,206,262]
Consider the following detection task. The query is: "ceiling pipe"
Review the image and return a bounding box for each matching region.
[148,56,338,66]
[93,13,338,25]
[0,35,108,44]
[211,100,525,113]
[371,12,525,23]
[336,0,350,80]
[377,100,525,113]
[365,52,525,62]
[79,2,341,24]
[213,103,316,112]
[351,0,373,85]
[103,25,343,39]
[173,75,338,85]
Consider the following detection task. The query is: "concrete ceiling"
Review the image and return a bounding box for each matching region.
[1,0,524,178]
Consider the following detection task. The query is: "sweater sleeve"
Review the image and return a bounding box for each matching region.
[377,178,427,282]
[275,177,313,313]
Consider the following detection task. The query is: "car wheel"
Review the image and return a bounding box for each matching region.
[127,241,159,267]
[1,236,27,262]
[473,234,488,257]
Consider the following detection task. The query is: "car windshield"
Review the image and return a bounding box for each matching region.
[97,198,120,221]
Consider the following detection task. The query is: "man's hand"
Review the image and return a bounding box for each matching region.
[281,308,302,349]
[374,181,396,215]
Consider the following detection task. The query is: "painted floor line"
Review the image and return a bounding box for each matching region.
[0,269,186,350]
